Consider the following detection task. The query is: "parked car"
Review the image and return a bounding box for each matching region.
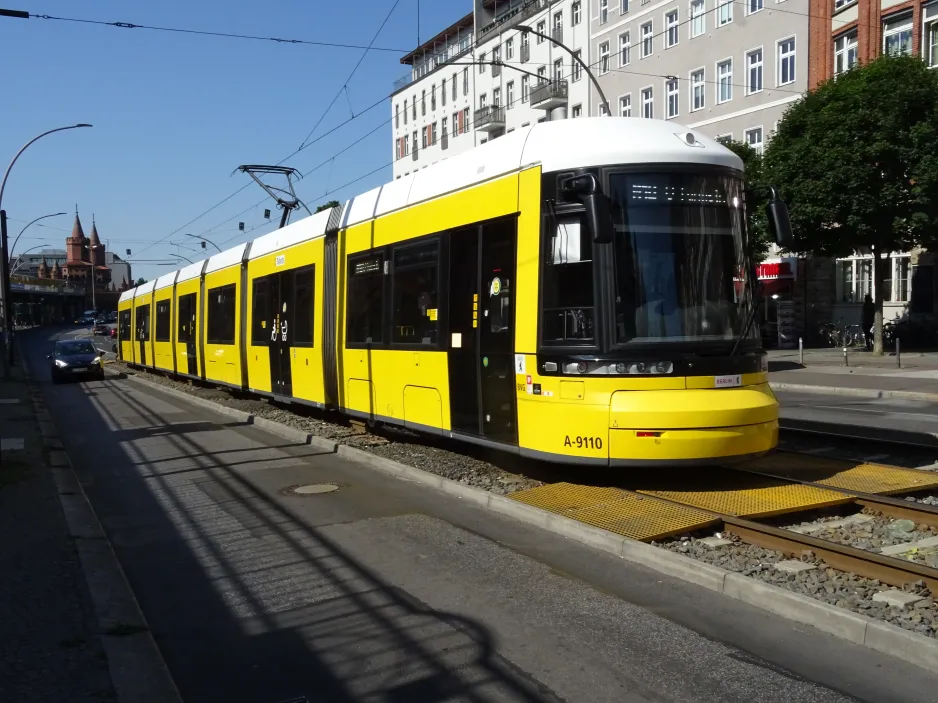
[48,339,105,383]
[74,316,94,325]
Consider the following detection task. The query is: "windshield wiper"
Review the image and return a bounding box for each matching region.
[730,281,764,356]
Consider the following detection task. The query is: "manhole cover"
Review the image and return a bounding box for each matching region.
[282,483,340,496]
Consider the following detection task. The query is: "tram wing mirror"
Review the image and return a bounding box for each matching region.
[561,174,613,244]
[766,187,794,249]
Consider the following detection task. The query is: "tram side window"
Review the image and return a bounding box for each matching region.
[347,253,385,345]
[292,266,316,347]
[392,241,438,345]
[155,300,171,342]
[119,310,131,340]
[251,278,269,345]
[177,293,195,343]
[136,305,151,341]
[207,284,236,345]
[541,214,595,345]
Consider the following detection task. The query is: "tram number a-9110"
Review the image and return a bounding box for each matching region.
[564,435,603,450]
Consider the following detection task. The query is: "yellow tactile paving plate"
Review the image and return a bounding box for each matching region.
[509,483,719,541]
[638,476,853,519]
[740,452,938,496]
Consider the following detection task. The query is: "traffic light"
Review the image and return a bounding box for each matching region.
[239,222,245,231]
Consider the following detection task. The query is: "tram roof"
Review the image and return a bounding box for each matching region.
[124,118,742,300]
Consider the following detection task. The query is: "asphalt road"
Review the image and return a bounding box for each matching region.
[20,327,938,703]
[778,390,938,437]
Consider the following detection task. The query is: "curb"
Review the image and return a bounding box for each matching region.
[115,367,938,672]
[770,381,938,403]
[21,353,183,702]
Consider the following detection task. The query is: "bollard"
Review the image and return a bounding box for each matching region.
[799,337,803,366]
[896,338,901,368]
[843,346,849,367]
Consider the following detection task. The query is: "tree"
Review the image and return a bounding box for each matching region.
[722,139,771,264]
[135,277,146,286]
[765,55,938,354]
[315,200,340,213]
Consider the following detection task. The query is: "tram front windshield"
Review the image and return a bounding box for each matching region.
[610,171,753,346]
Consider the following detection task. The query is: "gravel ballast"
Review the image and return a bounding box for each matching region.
[112,362,938,641]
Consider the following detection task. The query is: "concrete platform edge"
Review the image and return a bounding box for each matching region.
[19,351,183,703]
[114,367,938,671]
[770,381,938,402]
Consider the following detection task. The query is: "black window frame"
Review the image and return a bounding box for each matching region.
[155,299,172,342]
[346,250,389,348]
[390,237,441,348]
[118,310,132,340]
[251,277,269,346]
[177,293,196,343]
[135,304,151,342]
[292,265,316,348]
[206,283,237,345]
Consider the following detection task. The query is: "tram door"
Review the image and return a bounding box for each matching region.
[447,218,518,444]
[136,304,149,366]
[177,293,198,376]
[265,272,294,398]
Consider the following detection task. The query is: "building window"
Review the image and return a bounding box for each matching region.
[505,37,514,60]
[665,79,679,118]
[207,284,236,345]
[715,134,732,144]
[421,89,426,115]
[745,127,763,154]
[412,131,417,153]
[441,116,448,138]
[452,72,458,101]
[641,22,653,57]
[395,104,399,128]
[884,14,913,56]
[926,3,938,68]
[553,11,562,34]
[600,42,610,73]
[507,81,515,107]
[462,107,470,132]
[747,48,763,94]
[347,253,385,345]
[665,10,679,48]
[748,0,763,14]
[492,87,500,107]
[522,75,529,102]
[422,126,428,149]
[392,241,439,346]
[717,59,733,103]
[536,20,546,42]
[452,111,459,137]
[155,300,171,342]
[895,257,911,302]
[691,69,705,110]
[463,68,469,95]
[641,87,654,118]
[835,31,858,74]
[441,79,446,107]
[778,37,796,85]
[430,122,437,145]
[573,50,582,81]
[599,102,609,115]
[412,98,416,121]
[622,0,630,14]
[834,0,856,8]
[404,99,408,124]
[572,104,582,117]
[431,84,436,111]
[620,32,631,66]
[479,52,486,74]
[479,93,487,109]
[600,0,608,24]
[572,0,581,25]
[691,0,705,37]
[554,59,563,83]
[718,0,733,26]
[620,94,632,116]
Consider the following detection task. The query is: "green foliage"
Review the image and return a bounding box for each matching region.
[764,55,938,257]
[134,277,146,285]
[315,200,340,213]
[722,139,771,262]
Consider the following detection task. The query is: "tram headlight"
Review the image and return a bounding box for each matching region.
[615,361,674,375]
[615,362,627,374]
[577,361,588,373]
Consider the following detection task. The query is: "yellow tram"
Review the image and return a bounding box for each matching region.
[118,117,792,466]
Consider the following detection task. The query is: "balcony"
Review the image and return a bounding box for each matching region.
[551,26,563,43]
[520,43,530,63]
[474,105,506,132]
[530,80,568,110]
[441,134,449,151]
[412,146,419,161]
[478,0,555,43]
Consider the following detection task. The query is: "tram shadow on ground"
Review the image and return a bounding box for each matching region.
[23,328,555,703]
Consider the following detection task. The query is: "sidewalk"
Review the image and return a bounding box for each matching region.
[0,366,116,702]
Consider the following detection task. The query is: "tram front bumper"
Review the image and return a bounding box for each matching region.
[607,384,779,465]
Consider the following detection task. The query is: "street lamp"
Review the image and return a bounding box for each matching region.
[515,25,611,116]
[0,123,93,372]
[9,212,66,262]
[183,233,222,253]
[169,253,194,265]
[9,245,50,275]
[85,242,102,314]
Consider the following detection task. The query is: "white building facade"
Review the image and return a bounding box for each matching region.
[391,0,594,179]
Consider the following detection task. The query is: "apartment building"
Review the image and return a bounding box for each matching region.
[588,0,810,152]
[390,0,592,179]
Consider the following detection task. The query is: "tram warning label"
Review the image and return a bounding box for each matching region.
[714,374,742,388]
[514,354,526,374]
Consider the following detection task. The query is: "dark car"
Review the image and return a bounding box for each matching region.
[48,339,105,383]
[92,323,109,336]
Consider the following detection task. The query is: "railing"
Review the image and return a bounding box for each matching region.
[441,134,449,151]
[551,25,563,43]
[412,146,419,161]
[521,43,530,63]
[474,105,506,129]
[530,79,568,106]
[477,0,556,43]
[393,73,412,91]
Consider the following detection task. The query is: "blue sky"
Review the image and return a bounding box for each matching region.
[0,0,456,282]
